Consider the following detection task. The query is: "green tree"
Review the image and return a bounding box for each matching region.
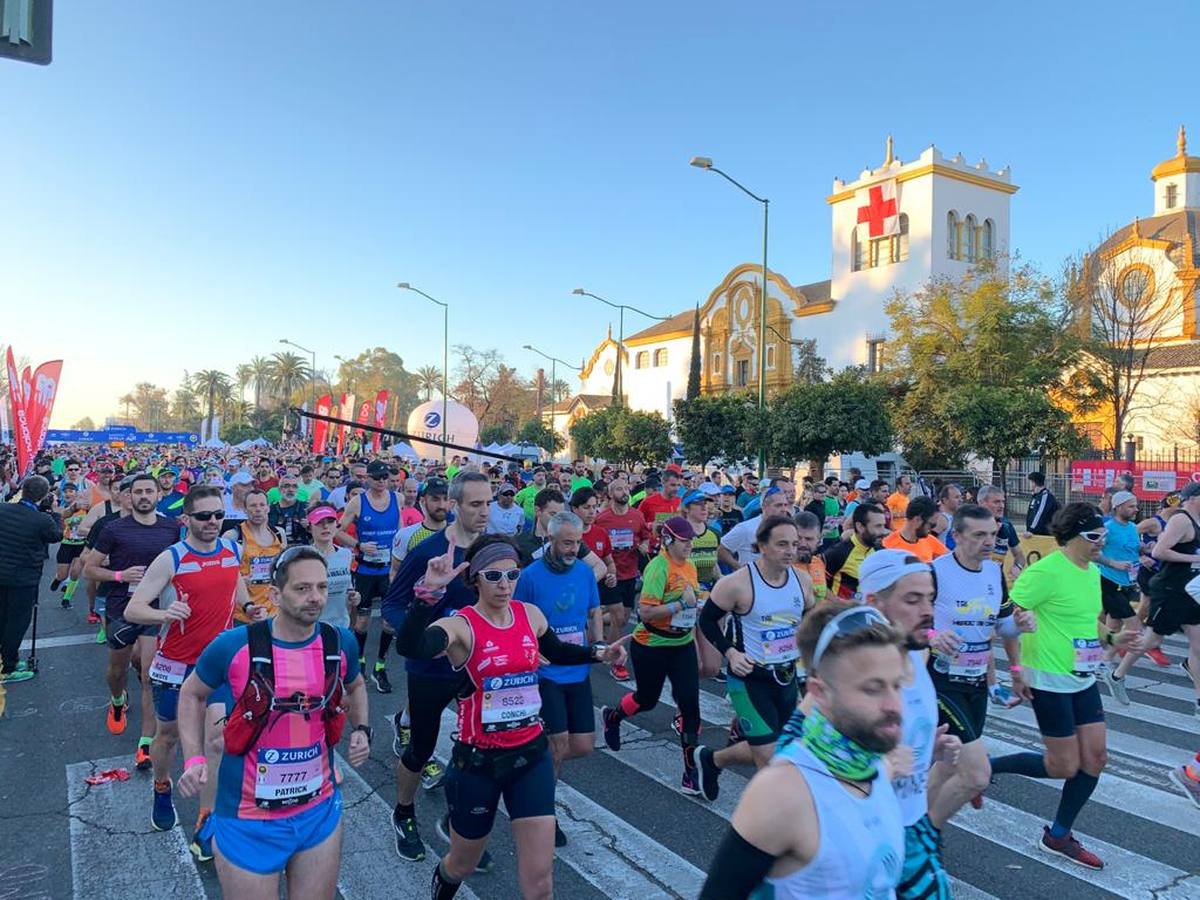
[193,369,232,438]
[480,423,514,445]
[570,406,672,468]
[71,416,96,430]
[270,351,310,406]
[769,370,893,474]
[333,347,420,430]
[686,306,702,400]
[518,418,564,455]
[672,394,756,466]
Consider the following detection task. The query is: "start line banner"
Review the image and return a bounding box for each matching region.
[46,429,200,445]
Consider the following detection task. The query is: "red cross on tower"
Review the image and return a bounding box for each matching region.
[856,182,898,238]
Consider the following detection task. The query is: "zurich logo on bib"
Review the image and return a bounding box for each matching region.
[263,749,280,764]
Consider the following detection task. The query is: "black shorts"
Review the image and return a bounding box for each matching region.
[353,572,390,613]
[1029,683,1104,738]
[1137,566,1156,595]
[934,683,988,744]
[56,543,85,565]
[537,678,594,736]
[445,741,555,840]
[1101,579,1139,620]
[600,577,638,608]
[1148,590,1200,637]
[105,613,157,651]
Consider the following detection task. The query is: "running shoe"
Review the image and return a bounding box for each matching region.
[189,813,214,862]
[610,662,631,682]
[86,611,101,625]
[671,713,683,737]
[135,744,153,770]
[60,596,70,610]
[695,746,721,802]
[151,782,178,832]
[392,807,426,861]
[50,578,61,591]
[95,626,106,644]
[1182,658,1192,677]
[1146,647,1171,667]
[712,669,727,684]
[106,697,127,735]
[681,763,701,796]
[0,669,35,684]
[601,705,622,751]
[435,815,494,872]
[1169,765,1200,809]
[554,820,568,848]
[969,793,984,810]
[372,667,393,694]
[421,760,446,791]
[392,715,411,759]
[988,682,1020,709]
[1038,827,1103,869]
[1097,666,1130,706]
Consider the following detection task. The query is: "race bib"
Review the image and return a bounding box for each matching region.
[480,671,541,732]
[669,604,697,630]
[363,545,390,564]
[758,625,799,665]
[249,555,274,584]
[254,742,324,808]
[1072,638,1104,675]
[554,625,586,646]
[148,652,188,688]
[948,640,992,681]
[609,528,634,550]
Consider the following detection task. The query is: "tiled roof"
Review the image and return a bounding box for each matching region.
[1098,211,1200,267]
[1142,341,1200,370]
[625,310,693,343]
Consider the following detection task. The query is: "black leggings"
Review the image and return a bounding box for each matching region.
[400,671,464,774]
[630,639,701,741]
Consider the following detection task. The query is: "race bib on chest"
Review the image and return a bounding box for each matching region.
[254,742,324,808]
[669,604,697,630]
[148,652,188,688]
[948,640,992,681]
[480,671,541,732]
[609,528,634,550]
[1072,638,1104,675]
[249,555,274,584]
[758,625,799,665]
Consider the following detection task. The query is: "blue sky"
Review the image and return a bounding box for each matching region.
[5,1,1193,427]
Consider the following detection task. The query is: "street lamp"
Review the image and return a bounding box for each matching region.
[690,155,770,477]
[279,338,317,431]
[397,282,449,462]
[572,288,669,405]
[524,343,581,455]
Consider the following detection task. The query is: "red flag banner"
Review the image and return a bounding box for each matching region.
[336,393,355,456]
[25,359,63,461]
[372,390,389,452]
[7,347,34,475]
[312,394,332,453]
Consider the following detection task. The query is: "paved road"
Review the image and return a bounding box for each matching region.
[2,559,1199,899]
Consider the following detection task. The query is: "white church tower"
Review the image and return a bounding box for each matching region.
[804,137,1018,370]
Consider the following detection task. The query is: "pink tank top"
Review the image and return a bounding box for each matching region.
[456,603,544,749]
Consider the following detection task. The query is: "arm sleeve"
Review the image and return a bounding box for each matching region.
[537,627,595,665]
[699,598,733,653]
[698,826,778,900]
[394,595,450,659]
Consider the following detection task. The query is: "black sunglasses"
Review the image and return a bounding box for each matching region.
[189,510,226,522]
[478,569,521,583]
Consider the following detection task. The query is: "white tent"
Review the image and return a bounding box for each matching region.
[391,442,420,461]
[201,437,226,449]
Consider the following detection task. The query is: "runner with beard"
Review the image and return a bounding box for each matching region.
[792,511,827,606]
[823,502,888,600]
[594,476,651,681]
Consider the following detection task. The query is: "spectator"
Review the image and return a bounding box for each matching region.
[1025,471,1059,537]
[0,476,62,684]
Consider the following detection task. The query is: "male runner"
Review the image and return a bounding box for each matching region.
[390,478,450,579]
[824,502,888,599]
[883,496,949,563]
[485,482,524,535]
[224,489,286,623]
[124,485,249,856]
[594,476,650,680]
[84,473,181,768]
[1095,490,1144,705]
[887,474,915,532]
[717,485,793,570]
[571,487,618,589]
[269,474,310,547]
[934,484,962,548]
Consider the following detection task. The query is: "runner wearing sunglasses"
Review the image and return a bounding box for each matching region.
[124,485,250,856]
[699,602,907,899]
[398,533,626,899]
[989,503,1143,870]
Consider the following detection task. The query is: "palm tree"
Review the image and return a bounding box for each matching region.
[416,365,442,402]
[193,369,232,438]
[118,392,135,421]
[234,363,253,404]
[270,352,310,407]
[248,355,275,409]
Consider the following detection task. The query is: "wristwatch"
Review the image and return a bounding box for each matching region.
[590,642,609,662]
[352,724,373,743]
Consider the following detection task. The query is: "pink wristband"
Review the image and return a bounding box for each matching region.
[184,755,206,771]
[114,569,123,583]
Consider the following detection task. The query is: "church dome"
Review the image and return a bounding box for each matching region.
[1150,125,1200,180]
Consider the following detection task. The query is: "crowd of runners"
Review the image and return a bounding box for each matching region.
[3,439,1200,899]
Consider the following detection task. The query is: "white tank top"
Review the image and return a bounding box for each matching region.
[892,650,938,827]
[761,740,904,899]
[739,562,807,667]
[929,552,1007,686]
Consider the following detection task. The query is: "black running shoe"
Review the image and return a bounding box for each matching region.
[696,746,721,802]
[601,706,622,751]
[372,667,393,694]
[392,807,426,862]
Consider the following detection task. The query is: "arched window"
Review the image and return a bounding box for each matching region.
[947,211,960,260]
[653,348,668,367]
[965,214,978,262]
[766,345,777,369]
[712,352,723,374]
[852,226,865,271]
[982,219,994,259]
[895,214,909,262]
[635,350,649,369]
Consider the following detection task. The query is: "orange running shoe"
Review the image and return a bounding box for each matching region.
[135,744,152,770]
[106,696,127,735]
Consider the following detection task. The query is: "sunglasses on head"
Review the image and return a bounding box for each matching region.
[478,569,521,583]
[810,606,890,672]
[189,510,226,522]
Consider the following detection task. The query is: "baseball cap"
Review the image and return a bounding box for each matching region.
[1182,482,1200,501]
[720,485,736,495]
[855,478,871,491]
[497,483,517,495]
[419,477,449,498]
[307,506,338,524]
[366,461,390,479]
[665,464,683,476]
[1111,490,1137,508]
[661,516,696,541]
[230,471,253,485]
[681,490,707,506]
[699,482,720,497]
[858,549,931,597]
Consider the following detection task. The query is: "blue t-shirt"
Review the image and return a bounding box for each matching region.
[513,558,598,685]
[1099,517,1140,586]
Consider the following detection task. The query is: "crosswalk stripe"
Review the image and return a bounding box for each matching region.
[335,755,481,900]
[65,756,206,900]
[946,878,1000,900]
[433,710,705,900]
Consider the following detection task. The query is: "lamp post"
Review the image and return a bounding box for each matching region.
[524,343,581,457]
[571,288,670,405]
[279,338,317,433]
[397,283,449,463]
[690,156,770,477]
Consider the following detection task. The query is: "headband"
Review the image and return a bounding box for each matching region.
[307,506,338,524]
[1062,513,1105,543]
[468,541,520,580]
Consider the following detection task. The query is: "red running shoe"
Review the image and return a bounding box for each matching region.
[970,793,984,810]
[86,612,101,625]
[1039,827,1104,869]
[610,663,630,682]
[1147,647,1171,667]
